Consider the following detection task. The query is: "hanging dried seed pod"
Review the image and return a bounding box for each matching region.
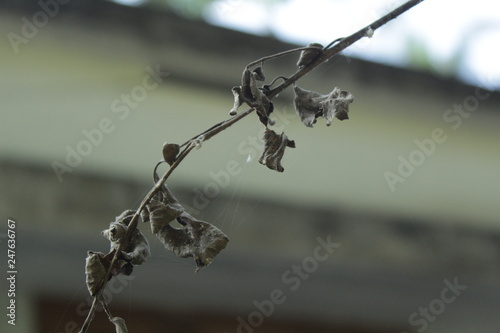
[162,143,180,165]
[297,43,323,68]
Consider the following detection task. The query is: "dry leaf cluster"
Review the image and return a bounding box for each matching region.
[229,47,353,172]
[81,45,353,333]
[82,42,353,333]
[141,182,229,272]
[79,3,426,330]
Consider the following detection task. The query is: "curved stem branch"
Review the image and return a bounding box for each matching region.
[267,0,425,98]
[78,1,425,331]
[78,297,98,333]
[245,46,323,69]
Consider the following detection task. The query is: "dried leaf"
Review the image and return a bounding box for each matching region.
[121,228,150,266]
[297,43,323,68]
[229,86,243,116]
[293,86,323,127]
[110,317,128,333]
[241,68,253,101]
[252,66,265,81]
[230,68,274,125]
[143,199,183,234]
[249,71,274,126]
[259,129,295,172]
[101,250,127,276]
[120,262,134,276]
[322,87,353,125]
[85,250,125,295]
[102,221,127,247]
[293,85,353,127]
[85,251,107,296]
[143,185,229,271]
[115,209,136,226]
[102,210,151,266]
[162,143,180,165]
[156,213,229,272]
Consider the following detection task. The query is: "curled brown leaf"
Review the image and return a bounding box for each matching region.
[252,66,266,81]
[249,71,275,126]
[102,210,151,266]
[85,251,108,296]
[259,129,295,172]
[322,88,353,125]
[229,68,274,125]
[293,85,354,127]
[143,198,183,234]
[142,185,229,271]
[156,213,229,272]
[293,86,322,127]
[229,86,243,116]
[85,250,125,295]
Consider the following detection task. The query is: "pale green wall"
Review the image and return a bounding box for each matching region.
[1,14,499,229]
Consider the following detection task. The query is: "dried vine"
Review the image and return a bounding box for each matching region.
[79,1,425,332]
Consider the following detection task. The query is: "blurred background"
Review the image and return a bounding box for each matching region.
[1,0,500,332]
